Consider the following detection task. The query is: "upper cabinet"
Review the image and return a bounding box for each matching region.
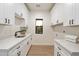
[0,3,15,25]
[63,4,77,26]
[51,3,79,27]
[14,4,29,27]
[75,4,79,25]
[0,3,29,27]
[51,4,63,26]
[62,3,79,26]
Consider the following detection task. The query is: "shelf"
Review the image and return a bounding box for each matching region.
[15,13,26,27]
[15,13,24,20]
[51,22,63,27]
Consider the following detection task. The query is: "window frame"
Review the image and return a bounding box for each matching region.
[35,19,43,34]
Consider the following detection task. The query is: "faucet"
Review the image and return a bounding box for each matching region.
[14,31,21,37]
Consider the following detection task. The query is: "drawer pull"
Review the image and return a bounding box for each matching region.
[5,18,7,23]
[27,42,29,45]
[31,38,32,40]
[58,47,61,50]
[17,51,21,56]
[17,46,20,49]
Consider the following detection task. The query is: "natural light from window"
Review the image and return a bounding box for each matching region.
[36,20,43,26]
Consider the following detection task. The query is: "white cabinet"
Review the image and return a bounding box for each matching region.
[54,42,71,56]
[51,3,79,26]
[14,4,28,27]
[63,4,74,26]
[8,35,32,56]
[0,3,15,25]
[21,36,32,56]
[8,44,21,56]
[14,4,22,17]
[75,3,79,25]
[63,3,79,26]
[51,4,63,26]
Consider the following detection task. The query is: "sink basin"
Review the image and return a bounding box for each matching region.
[15,36,25,38]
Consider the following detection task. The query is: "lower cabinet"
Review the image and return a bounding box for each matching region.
[54,42,71,56]
[21,36,32,56]
[8,36,32,56]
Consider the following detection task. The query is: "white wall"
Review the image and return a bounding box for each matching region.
[0,3,30,39]
[29,11,54,45]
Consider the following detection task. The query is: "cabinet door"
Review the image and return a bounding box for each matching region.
[63,3,77,26]
[63,4,73,26]
[8,44,21,56]
[14,4,23,17]
[0,3,15,25]
[4,4,15,25]
[21,36,32,56]
[0,4,6,24]
[20,39,28,56]
[75,3,79,25]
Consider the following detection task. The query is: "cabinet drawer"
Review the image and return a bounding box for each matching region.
[8,43,21,56]
[55,42,71,56]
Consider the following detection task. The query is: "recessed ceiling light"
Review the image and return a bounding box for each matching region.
[36,4,40,7]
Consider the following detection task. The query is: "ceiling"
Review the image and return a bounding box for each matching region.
[25,3,55,11]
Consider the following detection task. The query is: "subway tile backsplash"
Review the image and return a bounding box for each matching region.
[53,25,79,37]
[0,25,20,39]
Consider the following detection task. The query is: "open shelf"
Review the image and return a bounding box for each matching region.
[15,13,25,27]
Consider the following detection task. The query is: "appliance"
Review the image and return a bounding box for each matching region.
[65,35,79,43]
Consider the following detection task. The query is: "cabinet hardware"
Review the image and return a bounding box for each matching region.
[31,38,32,40]
[5,18,7,23]
[17,51,21,56]
[16,46,20,49]
[27,42,29,45]
[8,19,10,24]
[72,19,74,24]
[57,47,61,50]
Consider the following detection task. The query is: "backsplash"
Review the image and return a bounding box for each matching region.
[0,25,20,40]
[52,25,79,38]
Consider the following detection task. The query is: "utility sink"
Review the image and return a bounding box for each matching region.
[15,36,25,38]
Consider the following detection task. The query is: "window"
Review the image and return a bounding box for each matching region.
[35,19,43,34]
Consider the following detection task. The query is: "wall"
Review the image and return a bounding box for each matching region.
[0,3,30,40]
[29,11,54,45]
